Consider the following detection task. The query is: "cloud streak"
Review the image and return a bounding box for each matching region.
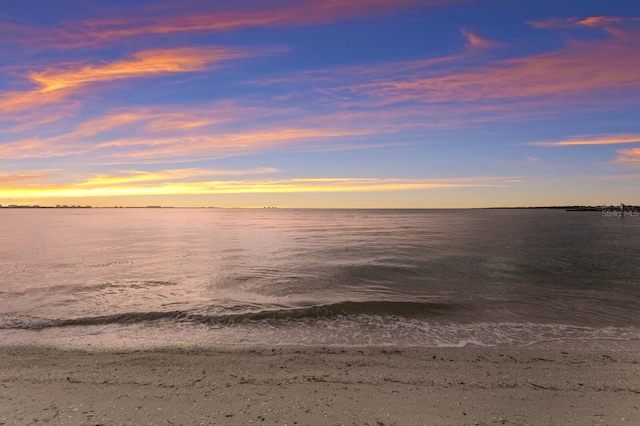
[96,127,382,164]
[31,48,244,93]
[78,168,281,187]
[460,29,502,49]
[614,148,640,166]
[2,0,463,50]
[0,47,248,114]
[0,103,388,162]
[0,171,52,185]
[531,134,640,147]
[332,30,640,106]
[528,16,640,29]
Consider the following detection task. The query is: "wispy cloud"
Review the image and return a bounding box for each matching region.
[31,48,244,93]
[0,171,52,185]
[302,142,412,153]
[531,134,640,147]
[97,127,381,164]
[460,29,502,49]
[578,173,640,181]
[249,21,640,129]
[0,103,388,162]
[334,30,640,106]
[0,107,224,160]
[528,16,640,29]
[0,47,248,114]
[5,23,640,171]
[1,0,463,50]
[614,147,640,166]
[531,133,640,169]
[251,29,486,88]
[78,168,281,187]
[577,16,631,27]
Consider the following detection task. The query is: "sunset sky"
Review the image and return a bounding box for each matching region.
[1,0,639,208]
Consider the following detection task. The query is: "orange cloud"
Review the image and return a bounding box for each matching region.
[531,133,640,168]
[531,134,640,147]
[578,16,626,27]
[0,171,51,185]
[7,0,462,49]
[0,47,247,114]
[528,16,638,29]
[614,147,640,166]
[0,88,71,115]
[31,48,242,93]
[460,29,502,49]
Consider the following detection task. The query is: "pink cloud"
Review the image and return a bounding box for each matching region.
[323,28,640,106]
[2,0,465,50]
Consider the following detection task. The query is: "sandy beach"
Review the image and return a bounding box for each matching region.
[1,345,638,425]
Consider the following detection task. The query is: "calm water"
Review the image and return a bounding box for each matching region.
[1,208,639,349]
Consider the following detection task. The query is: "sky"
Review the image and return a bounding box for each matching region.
[1,0,639,208]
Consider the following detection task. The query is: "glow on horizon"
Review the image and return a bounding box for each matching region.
[1,0,639,208]
[0,173,510,200]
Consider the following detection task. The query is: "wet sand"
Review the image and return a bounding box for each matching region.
[1,345,639,425]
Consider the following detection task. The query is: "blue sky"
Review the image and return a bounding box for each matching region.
[1,0,639,207]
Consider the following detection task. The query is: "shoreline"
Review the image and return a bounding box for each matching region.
[1,345,638,425]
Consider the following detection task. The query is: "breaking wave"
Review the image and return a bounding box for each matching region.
[0,300,468,330]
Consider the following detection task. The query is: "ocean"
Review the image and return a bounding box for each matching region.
[1,208,639,349]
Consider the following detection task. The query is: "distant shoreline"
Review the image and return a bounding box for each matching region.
[1,205,638,210]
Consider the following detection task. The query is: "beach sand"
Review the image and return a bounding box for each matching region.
[1,345,639,425]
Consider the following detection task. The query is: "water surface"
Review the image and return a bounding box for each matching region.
[1,208,639,349]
